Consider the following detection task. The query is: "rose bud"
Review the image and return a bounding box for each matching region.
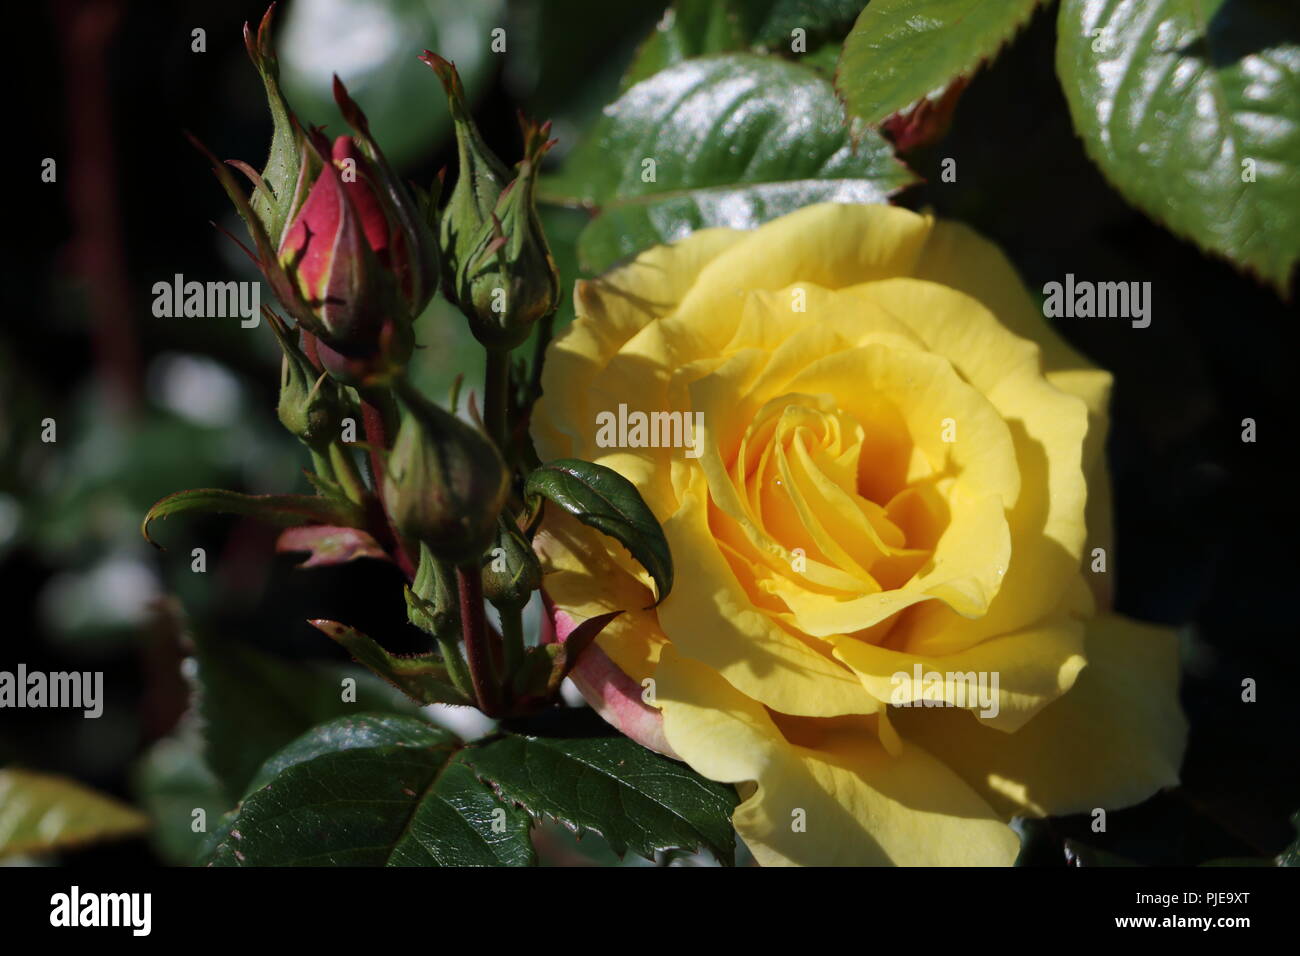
[383,382,509,563]
[189,5,326,343]
[277,133,400,354]
[271,78,436,384]
[330,76,439,322]
[420,51,512,306]
[453,118,561,350]
[481,515,542,613]
[193,60,435,386]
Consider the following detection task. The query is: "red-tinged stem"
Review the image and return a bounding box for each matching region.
[457,564,501,717]
[360,394,417,580]
[360,399,389,491]
[454,561,499,717]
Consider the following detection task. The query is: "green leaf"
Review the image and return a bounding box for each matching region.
[744,0,864,49]
[621,0,863,90]
[1056,0,1300,294]
[525,459,673,605]
[542,54,916,272]
[463,732,738,865]
[0,769,149,858]
[142,488,365,549]
[620,0,752,91]
[838,0,1044,125]
[309,619,473,707]
[207,715,535,866]
[192,634,419,803]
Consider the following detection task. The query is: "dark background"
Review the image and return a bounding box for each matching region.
[3,0,1296,866]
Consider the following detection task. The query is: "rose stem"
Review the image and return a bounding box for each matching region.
[327,441,368,506]
[527,310,555,406]
[457,564,501,717]
[484,347,511,457]
[360,391,417,581]
[498,606,525,690]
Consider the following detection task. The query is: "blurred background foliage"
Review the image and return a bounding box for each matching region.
[3,0,1296,866]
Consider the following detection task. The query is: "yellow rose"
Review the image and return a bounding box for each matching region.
[531,204,1187,866]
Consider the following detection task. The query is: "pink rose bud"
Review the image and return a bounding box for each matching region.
[277,134,395,352]
[269,78,437,385]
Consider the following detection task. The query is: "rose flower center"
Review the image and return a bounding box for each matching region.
[708,388,951,648]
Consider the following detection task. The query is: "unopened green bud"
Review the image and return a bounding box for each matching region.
[455,120,560,349]
[420,51,511,305]
[383,381,509,562]
[481,516,542,612]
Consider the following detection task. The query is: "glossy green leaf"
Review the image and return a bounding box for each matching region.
[621,0,863,90]
[838,0,1044,125]
[463,732,738,865]
[0,769,149,858]
[1057,0,1300,294]
[193,634,418,803]
[142,488,365,549]
[207,715,535,866]
[309,619,473,707]
[744,0,864,49]
[542,54,916,272]
[525,459,672,605]
[620,0,751,90]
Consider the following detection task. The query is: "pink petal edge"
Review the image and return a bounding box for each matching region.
[548,603,679,760]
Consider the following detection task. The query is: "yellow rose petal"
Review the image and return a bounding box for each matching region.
[671,203,934,351]
[655,647,1020,866]
[892,614,1186,818]
[658,472,879,717]
[830,616,1087,731]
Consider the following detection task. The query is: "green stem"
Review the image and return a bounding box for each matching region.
[308,447,333,482]
[327,442,367,505]
[484,347,510,457]
[498,605,525,691]
[456,563,500,717]
[436,633,475,701]
[528,310,555,404]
